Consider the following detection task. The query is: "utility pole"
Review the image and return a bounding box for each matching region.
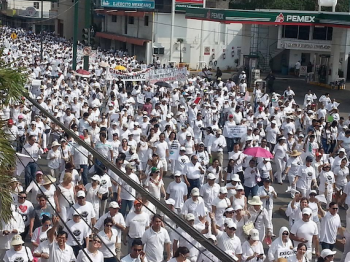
[72,0,79,70]
[199,0,206,64]
[169,0,175,62]
[83,0,92,70]
[40,0,43,60]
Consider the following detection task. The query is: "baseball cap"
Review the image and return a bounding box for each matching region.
[302,207,312,215]
[320,249,336,258]
[134,199,142,206]
[151,167,160,173]
[174,171,182,177]
[180,147,186,151]
[109,201,120,209]
[185,213,195,221]
[91,175,101,182]
[77,191,86,198]
[305,156,314,162]
[165,198,175,206]
[249,229,259,240]
[235,184,244,190]
[207,173,216,180]
[226,220,237,229]
[191,187,200,196]
[220,187,228,194]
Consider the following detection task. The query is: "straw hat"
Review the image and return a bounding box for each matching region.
[52,141,60,147]
[289,150,302,157]
[11,235,24,246]
[42,175,56,185]
[248,196,263,206]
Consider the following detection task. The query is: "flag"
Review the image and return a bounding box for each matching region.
[15,153,32,176]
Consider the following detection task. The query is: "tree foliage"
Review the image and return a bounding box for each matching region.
[0,48,28,225]
[230,0,349,12]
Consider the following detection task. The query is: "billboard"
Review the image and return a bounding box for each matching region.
[101,0,155,9]
[176,0,203,11]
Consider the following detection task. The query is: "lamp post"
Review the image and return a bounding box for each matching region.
[40,0,43,60]
[177,38,183,63]
[72,0,79,70]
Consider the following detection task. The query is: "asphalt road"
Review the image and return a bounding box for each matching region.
[25,78,348,261]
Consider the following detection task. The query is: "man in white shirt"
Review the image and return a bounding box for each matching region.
[22,135,43,188]
[319,202,343,250]
[142,214,171,262]
[124,200,150,253]
[166,172,188,213]
[66,211,90,257]
[184,156,205,194]
[153,133,169,178]
[207,129,226,166]
[290,207,319,259]
[47,216,76,262]
[121,239,148,262]
[68,191,96,227]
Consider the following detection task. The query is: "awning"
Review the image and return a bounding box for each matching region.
[95,10,150,17]
[96,32,149,46]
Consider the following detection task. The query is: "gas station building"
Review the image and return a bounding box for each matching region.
[185,8,350,83]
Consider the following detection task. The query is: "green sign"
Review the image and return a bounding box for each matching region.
[185,7,350,27]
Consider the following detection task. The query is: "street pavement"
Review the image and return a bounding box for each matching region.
[28,77,347,261]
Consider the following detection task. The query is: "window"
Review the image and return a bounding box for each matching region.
[313,26,333,40]
[298,26,310,40]
[112,15,117,22]
[128,16,134,24]
[153,47,164,55]
[282,25,310,40]
[33,2,39,9]
[144,16,149,26]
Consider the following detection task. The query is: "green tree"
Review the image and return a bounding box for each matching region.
[0,48,28,225]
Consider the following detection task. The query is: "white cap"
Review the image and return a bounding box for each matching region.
[207,235,216,241]
[174,171,182,177]
[233,204,243,210]
[320,249,336,258]
[166,114,172,118]
[220,187,228,194]
[180,146,186,151]
[186,213,195,221]
[235,184,244,190]
[77,191,86,198]
[249,229,259,240]
[165,198,176,206]
[207,173,216,180]
[226,220,237,229]
[91,175,101,182]
[109,201,120,208]
[302,207,312,215]
[231,174,241,182]
[191,187,200,196]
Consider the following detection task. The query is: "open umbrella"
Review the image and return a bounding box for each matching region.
[115,65,126,71]
[155,81,172,88]
[75,69,91,78]
[99,61,109,68]
[243,147,273,158]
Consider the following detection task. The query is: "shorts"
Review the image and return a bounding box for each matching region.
[160,158,168,172]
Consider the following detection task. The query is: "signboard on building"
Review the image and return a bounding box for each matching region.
[204,47,210,55]
[176,0,203,11]
[101,0,155,9]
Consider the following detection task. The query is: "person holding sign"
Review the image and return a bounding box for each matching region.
[267,227,293,262]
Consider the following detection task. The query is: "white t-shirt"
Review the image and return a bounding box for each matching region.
[119,173,140,201]
[68,202,96,225]
[290,220,318,250]
[4,247,33,262]
[166,181,188,209]
[98,229,119,258]
[154,141,168,159]
[212,197,231,226]
[141,227,171,262]
[125,212,150,238]
[76,248,104,262]
[66,219,91,246]
[216,231,242,255]
[121,254,149,262]
[319,212,342,244]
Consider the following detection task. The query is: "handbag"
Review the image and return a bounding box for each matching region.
[24,245,35,262]
[243,210,262,237]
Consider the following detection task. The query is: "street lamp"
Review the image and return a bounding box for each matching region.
[177,38,183,63]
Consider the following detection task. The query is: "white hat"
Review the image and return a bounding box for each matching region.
[220,187,228,194]
[166,114,172,118]
[207,173,216,180]
[271,120,277,124]
[233,204,243,210]
[185,213,195,221]
[235,184,244,190]
[112,121,118,125]
[309,190,317,195]
[77,191,86,198]
[225,207,234,213]
[180,146,186,151]
[249,229,259,240]
[226,220,237,229]
[11,235,24,246]
[191,187,200,196]
[231,174,241,182]
[339,148,346,153]
[248,196,263,206]
[174,171,182,177]
[302,207,312,215]
[186,132,192,137]
[207,235,216,241]
[109,201,120,209]
[320,249,336,258]
[91,175,101,182]
[165,198,176,206]
[52,141,60,147]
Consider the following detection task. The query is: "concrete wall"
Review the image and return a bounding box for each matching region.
[154,13,242,69]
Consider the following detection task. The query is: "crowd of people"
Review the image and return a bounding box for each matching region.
[0,25,349,262]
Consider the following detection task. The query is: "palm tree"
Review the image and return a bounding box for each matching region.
[0,48,28,224]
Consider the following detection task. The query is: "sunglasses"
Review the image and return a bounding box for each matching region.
[77,197,85,199]
[228,227,236,230]
[332,208,339,210]
[282,232,289,235]
[19,196,26,199]
[133,249,142,252]
[105,224,113,227]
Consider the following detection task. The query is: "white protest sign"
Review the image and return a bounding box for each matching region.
[278,248,296,259]
[231,126,247,138]
[169,140,180,160]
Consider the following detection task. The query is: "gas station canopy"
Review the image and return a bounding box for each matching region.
[185,8,350,28]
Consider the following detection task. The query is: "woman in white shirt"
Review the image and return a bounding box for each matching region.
[318,163,335,205]
[76,235,104,262]
[287,243,307,262]
[39,175,59,210]
[241,229,265,262]
[268,227,293,262]
[85,175,101,218]
[334,157,349,205]
[273,136,287,184]
[57,172,76,223]
[4,235,33,262]
[212,187,231,227]
[26,171,44,203]
[97,217,119,262]
[31,215,51,249]
[243,159,260,198]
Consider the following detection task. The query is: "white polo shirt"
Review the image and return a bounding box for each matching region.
[125,212,150,238]
[141,227,171,262]
[320,212,342,244]
[290,219,318,250]
[48,241,75,262]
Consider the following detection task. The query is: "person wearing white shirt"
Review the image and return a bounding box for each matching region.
[141,214,171,262]
[97,217,119,261]
[207,130,226,166]
[22,135,43,188]
[166,173,188,213]
[184,156,205,194]
[121,239,148,262]
[68,191,96,227]
[76,235,104,262]
[66,212,91,257]
[153,133,169,178]
[4,235,33,262]
[47,216,76,262]
[181,188,204,218]
[199,173,220,211]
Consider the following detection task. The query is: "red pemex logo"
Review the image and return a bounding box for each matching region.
[275,13,284,23]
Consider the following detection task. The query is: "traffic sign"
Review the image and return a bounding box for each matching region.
[83,46,92,56]
[10,32,17,40]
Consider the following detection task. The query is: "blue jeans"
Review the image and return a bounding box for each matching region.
[25,162,38,188]
[225,137,234,152]
[80,164,89,185]
[321,138,330,154]
[321,242,334,250]
[120,199,133,217]
[187,178,201,196]
[244,185,258,199]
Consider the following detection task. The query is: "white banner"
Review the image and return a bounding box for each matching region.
[231,126,247,138]
[278,248,296,259]
[169,140,180,160]
[148,68,188,84]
